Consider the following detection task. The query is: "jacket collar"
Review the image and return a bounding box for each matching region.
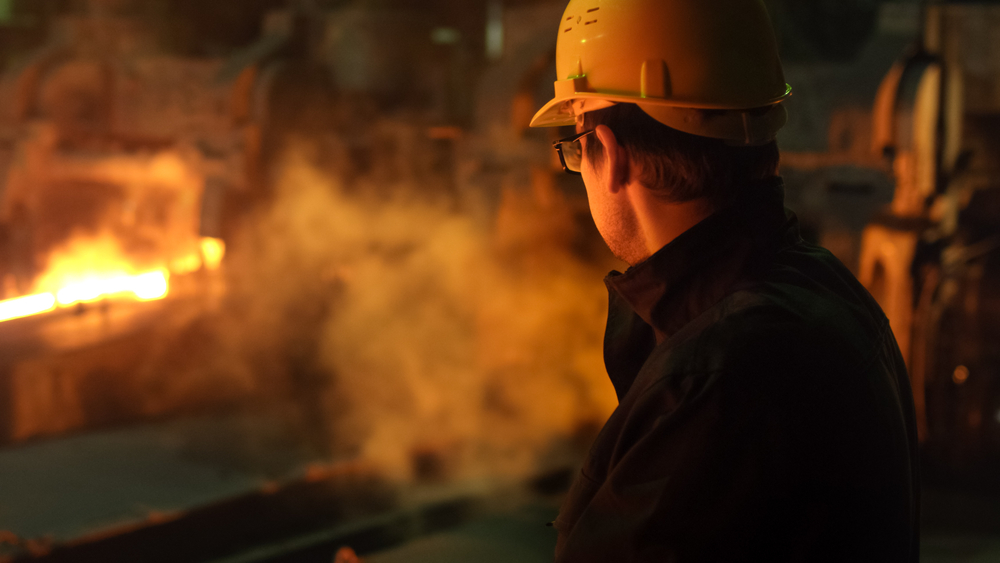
[602,177,796,400]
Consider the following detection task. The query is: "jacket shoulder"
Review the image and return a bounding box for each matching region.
[653,241,890,381]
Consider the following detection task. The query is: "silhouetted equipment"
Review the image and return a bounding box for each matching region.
[863,3,1000,476]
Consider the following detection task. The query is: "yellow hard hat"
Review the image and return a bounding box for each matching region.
[530,0,792,145]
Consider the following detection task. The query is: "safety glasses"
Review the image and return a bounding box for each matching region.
[552,129,595,176]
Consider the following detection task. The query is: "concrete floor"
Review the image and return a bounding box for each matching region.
[0,411,324,546]
[2,415,999,562]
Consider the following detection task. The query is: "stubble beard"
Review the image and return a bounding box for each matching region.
[598,201,648,267]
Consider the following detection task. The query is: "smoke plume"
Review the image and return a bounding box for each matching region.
[226,143,619,481]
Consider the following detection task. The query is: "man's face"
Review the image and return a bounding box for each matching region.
[578,122,645,265]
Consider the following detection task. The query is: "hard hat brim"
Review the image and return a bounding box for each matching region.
[529,85,793,128]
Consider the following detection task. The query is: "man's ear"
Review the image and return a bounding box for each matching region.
[594,125,629,192]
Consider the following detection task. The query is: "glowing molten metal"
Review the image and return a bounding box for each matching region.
[0,270,169,323]
[0,235,225,324]
[0,293,57,322]
[54,270,170,305]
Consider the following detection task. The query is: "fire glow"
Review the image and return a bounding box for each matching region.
[0,270,169,323]
[0,293,57,322]
[55,270,170,305]
[0,236,225,323]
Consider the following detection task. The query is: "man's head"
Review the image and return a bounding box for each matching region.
[532,0,790,264]
[581,103,780,208]
[572,104,779,264]
[534,0,790,190]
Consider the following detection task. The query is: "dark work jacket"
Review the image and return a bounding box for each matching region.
[554,178,920,562]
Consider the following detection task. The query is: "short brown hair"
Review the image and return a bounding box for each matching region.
[583,104,780,207]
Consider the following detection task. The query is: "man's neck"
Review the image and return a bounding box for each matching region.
[628,187,714,265]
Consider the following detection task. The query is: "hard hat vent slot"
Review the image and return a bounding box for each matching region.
[586,7,600,12]
[584,20,597,25]
[564,27,573,33]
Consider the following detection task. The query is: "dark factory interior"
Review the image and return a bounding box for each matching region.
[0,0,999,561]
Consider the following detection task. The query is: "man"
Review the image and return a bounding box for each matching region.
[530,0,920,561]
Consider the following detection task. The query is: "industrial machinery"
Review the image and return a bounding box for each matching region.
[0,0,469,445]
[0,1,274,443]
[863,2,1000,480]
